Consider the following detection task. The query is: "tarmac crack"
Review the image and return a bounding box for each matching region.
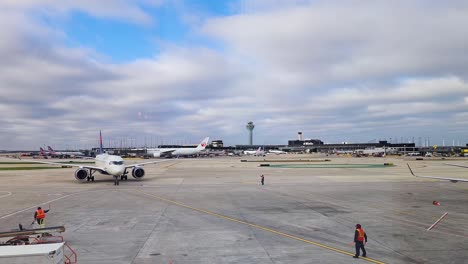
[255,186,429,264]
[128,193,171,262]
[134,189,386,264]
[127,178,185,263]
[227,189,276,264]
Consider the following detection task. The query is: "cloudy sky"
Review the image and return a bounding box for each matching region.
[1,0,468,150]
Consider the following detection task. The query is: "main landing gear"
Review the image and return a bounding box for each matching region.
[87,170,95,182]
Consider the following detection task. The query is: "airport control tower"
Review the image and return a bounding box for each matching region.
[246,121,255,145]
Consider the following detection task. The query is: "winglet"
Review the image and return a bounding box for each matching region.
[443,163,468,169]
[407,163,416,176]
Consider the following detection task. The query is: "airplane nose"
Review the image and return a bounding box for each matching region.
[116,166,125,175]
[109,165,125,176]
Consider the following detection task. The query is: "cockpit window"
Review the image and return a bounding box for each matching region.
[111,161,124,165]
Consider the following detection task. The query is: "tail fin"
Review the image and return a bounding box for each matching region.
[47,146,56,155]
[196,137,210,150]
[40,147,45,154]
[99,130,104,154]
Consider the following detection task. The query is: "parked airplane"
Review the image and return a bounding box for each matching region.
[268,149,287,155]
[47,146,85,158]
[39,147,49,156]
[227,150,243,156]
[333,149,354,155]
[244,147,265,156]
[147,137,209,158]
[21,131,176,185]
[407,164,468,183]
[356,147,398,156]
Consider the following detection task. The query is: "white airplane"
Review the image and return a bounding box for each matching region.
[39,147,50,156]
[407,163,468,183]
[147,137,209,158]
[21,131,176,185]
[268,149,287,155]
[48,146,86,158]
[244,147,265,156]
[355,147,398,156]
[333,149,354,155]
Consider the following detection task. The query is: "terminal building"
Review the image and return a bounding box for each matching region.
[86,132,465,157]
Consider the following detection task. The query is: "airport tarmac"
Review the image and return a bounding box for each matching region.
[0,155,467,263]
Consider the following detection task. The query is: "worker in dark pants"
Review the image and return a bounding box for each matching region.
[260,174,264,185]
[34,207,49,228]
[353,224,367,258]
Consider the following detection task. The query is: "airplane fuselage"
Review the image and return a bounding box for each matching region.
[149,147,203,157]
[147,137,209,158]
[269,150,286,154]
[94,153,125,176]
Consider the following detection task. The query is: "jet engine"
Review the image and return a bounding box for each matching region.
[74,168,88,182]
[132,167,145,180]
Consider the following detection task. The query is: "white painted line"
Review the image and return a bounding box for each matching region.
[0,189,124,220]
[0,193,75,220]
[0,192,12,198]
[427,212,448,231]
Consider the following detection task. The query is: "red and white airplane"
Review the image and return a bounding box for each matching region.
[147,137,209,157]
[407,163,468,183]
[244,147,265,156]
[39,147,50,156]
[47,146,85,158]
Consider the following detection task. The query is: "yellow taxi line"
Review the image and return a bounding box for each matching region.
[136,190,385,264]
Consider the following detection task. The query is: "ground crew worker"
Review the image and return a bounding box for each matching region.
[353,224,367,258]
[260,174,264,185]
[34,207,49,228]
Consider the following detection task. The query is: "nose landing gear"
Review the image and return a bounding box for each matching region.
[114,170,128,186]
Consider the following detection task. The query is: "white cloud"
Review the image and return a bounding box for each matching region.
[1,0,161,24]
[1,1,468,149]
[202,1,468,86]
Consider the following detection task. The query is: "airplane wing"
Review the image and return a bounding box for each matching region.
[444,163,468,169]
[125,158,177,169]
[160,149,176,155]
[407,164,468,183]
[15,159,105,172]
[148,149,176,155]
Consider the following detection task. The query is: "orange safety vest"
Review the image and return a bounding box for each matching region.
[36,209,46,219]
[356,228,365,242]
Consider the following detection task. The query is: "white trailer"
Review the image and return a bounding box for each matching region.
[0,243,65,264]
